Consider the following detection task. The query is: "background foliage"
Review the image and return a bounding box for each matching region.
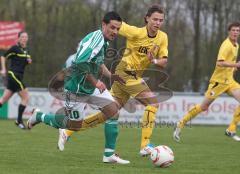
[0,0,239,91]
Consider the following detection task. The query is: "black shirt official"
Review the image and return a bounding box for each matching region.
[0,31,32,129]
[4,44,31,75]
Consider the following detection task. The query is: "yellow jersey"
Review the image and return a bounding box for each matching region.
[116,22,168,76]
[210,38,239,84]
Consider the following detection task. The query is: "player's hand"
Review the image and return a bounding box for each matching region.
[158,59,168,66]
[27,58,32,64]
[236,61,240,70]
[0,69,6,76]
[95,80,106,93]
[111,74,126,84]
[233,67,237,73]
[147,51,155,61]
[147,45,159,61]
[150,58,168,69]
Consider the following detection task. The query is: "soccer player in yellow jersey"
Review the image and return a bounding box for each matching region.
[58,5,168,162]
[173,22,240,142]
[108,5,168,157]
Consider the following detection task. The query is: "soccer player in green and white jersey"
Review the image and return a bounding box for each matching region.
[27,12,128,163]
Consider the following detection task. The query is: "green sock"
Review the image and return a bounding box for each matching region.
[36,112,67,129]
[104,119,118,157]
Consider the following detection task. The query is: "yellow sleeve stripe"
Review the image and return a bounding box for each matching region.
[6,53,16,59]
[16,54,31,58]
[8,71,24,90]
[5,53,31,59]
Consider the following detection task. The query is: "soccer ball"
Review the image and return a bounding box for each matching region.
[150,145,174,168]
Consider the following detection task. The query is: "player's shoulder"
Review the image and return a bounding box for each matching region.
[92,29,103,36]
[218,38,235,55]
[87,29,103,38]
[153,31,168,44]
[83,29,104,43]
[157,30,168,39]
[8,45,19,51]
[221,38,232,48]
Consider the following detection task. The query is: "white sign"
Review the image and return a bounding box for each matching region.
[118,96,238,126]
[8,91,238,125]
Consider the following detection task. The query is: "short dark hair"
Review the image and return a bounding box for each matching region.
[103,11,122,24]
[145,4,164,23]
[228,22,240,31]
[18,31,27,38]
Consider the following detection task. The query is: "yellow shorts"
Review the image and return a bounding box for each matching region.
[205,80,240,99]
[110,71,149,104]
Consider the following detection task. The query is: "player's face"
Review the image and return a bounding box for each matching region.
[229,26,240,42]
[146,12,164,34]
[102,20,122,41]
[18,32,28,48]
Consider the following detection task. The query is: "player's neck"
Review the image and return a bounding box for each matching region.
[146,26,157,38]
[18,42,27,48]
[228,37,237,47]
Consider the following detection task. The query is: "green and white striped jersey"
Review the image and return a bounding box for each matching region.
[64,29,109,95]
[64,53,76,68]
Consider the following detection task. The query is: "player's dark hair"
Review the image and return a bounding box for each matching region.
[228,22,240,31]
[145,4,164,23]
[18,31,27,38]
[103,11,122,24]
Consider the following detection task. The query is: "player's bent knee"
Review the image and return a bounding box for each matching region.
[102,102,119,118]
[201,105,209,111]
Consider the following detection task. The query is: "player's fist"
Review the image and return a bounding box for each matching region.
[96,80,106,93]
[147,51,155,61]
[159,58,167,65]
[27,58,32,64]
[236,61,240,70]
[147,45,159,61]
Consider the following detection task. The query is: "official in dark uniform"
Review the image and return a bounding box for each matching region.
[0,31,32,129]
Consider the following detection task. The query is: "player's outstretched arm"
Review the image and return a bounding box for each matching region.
[86,73,106,93]
[100,64,125,84]
[100,64,111,78]
[217,60,240,68]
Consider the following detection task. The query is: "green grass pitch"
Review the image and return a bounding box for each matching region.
[0,120,239,174]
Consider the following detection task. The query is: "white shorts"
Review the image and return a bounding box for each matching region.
[64,89,115,121]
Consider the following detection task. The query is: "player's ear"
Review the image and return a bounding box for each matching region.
[102,21,107,34]
[102,21,106,29]
[145,16,150,23]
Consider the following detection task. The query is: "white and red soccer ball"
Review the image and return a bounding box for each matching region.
[150,145,174,168]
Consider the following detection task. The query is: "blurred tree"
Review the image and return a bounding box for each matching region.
[0,0,239,91]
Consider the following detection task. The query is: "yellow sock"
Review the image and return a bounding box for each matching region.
[227,106,240,132]
[65,130,74,137]
[178,104,202,129]
[141,105,157,149]
[80,112,106,130]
